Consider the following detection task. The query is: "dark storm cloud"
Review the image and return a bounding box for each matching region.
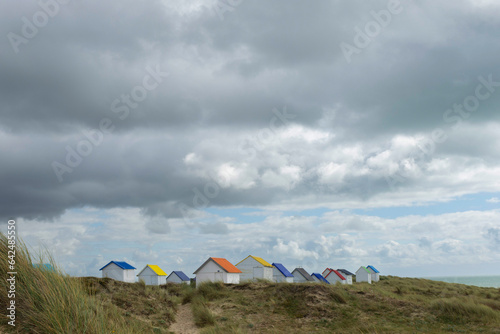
[1,0,500,221]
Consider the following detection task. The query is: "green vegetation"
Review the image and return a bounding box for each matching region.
[190,278,500,333]
[0,234,175,333]
[431,297,500,324]
[80,277,177,329]
[2,234,500,333]
[190,282,230,327]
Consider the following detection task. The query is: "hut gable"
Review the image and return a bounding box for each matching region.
[193,257,241,287]
[323,268,347,284]
[193,257,241,274]
[355,266,372,284]
[99,261,136,283]
[366,265,380,282]
[236,255,273,281]
[291,268,315,283]
[166,271,190,284]
[337,269,354,276]
[137,264,167,286]
[311,273,330,284]
[137,264,167,276]
[336,269,354,284]
[100,261,136,271]
[272,263,294,283]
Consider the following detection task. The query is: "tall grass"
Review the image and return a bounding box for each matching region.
[0,233,151,333]
[431,297,500,323]
[190,282,227,328]
[192,298,216,327]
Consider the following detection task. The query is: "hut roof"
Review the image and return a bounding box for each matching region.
[272,263,293,277]
[236,255,272,268]
[292,268,315,281]
[172,271,190,281]
[194,257,242,274]
[99,261,136,271]
[137,264,167,276]
[337,269,354,276]
[311,273,330,284]
[324,268,346,280]
[358,266,371,273]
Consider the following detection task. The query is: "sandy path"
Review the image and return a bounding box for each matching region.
[169,303,200,334]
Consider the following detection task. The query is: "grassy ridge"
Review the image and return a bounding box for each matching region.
[192,277,500,333]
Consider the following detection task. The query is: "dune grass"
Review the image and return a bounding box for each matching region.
[431,297,500,323]
[0,233,169,333]
[191,277,500,333]
[190,282,228,327]
[82,277,178,329]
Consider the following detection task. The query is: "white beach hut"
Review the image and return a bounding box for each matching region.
[356,266,372,284]
[166,271,190,284]
[193,257,241,287]
[137,264,167,285]
[272,263,294,283]
[235,255,273,281]
[291,268,315,283]
[323,268,347,285]
[99,261,136,283]
[366,265,380,282]
[337,269,354,285]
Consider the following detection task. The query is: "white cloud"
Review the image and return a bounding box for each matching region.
[183,152,199,165]
[273,239,319,261]
[11,207,500,277]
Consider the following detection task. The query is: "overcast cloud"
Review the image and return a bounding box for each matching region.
[1,0,500,277]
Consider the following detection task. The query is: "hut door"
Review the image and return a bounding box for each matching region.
[253,267,263,279]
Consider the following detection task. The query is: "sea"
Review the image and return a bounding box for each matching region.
[424,275,500,288]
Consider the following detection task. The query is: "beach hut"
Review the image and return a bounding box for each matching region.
[137,264,167,285]
[272,263,294,283]
[323,268,347,285]
[236,255,273,281]
[291,268,315,283]
[100,261,136,283]
[355,266,372,284]
[32,263,55,272]
[311,273,329,284]
[337,269,354,284]
[166,271,190,284]
[193,257,241,287]
[367,265,380,282]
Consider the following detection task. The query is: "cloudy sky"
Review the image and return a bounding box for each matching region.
[2,0,500,278]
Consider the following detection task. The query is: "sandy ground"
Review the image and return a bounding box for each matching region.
[169,303,200,334]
